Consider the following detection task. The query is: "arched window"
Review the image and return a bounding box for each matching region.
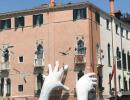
[3,48,9,62]
[127,52,130,71]
[77,40,85,54]
[109,73,112,94]
[118,75,121,91]
[116,47,121,69]
[36,44,43,59]
[129,78,130,91]
[37,74,44,92]
[124,77,128,91]
[0,78,4,96]
[122,50,126,70]
[6,78,11,96]
[107,44,111,66]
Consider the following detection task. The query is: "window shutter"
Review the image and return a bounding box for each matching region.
[21,17,25,27]
[73,9,77,20]
[7,19,11,29]
[0,20,2,29]
[82,8,86,19]
[33,15,36,26]
[40,14,43,25]
[15,18,18,28]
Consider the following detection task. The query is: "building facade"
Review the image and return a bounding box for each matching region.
[0,2,100,100]
[0,1,129,100]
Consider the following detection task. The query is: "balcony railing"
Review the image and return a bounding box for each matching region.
[34,59,44,67]
[74,54,86,64]
[0,61,10,71]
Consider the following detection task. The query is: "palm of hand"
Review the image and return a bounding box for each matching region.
[76,73,97,100]
[39,61,69,100]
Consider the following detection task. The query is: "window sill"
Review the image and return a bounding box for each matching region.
[0,28,11,31]
[106,28,110,31]
[127,72,130,75]
[73,18,86,21]
[116,32,119,35]
[33,23,43,27]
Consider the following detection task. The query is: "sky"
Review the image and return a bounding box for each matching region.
[0,0,129,14]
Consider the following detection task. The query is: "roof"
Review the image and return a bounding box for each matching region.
[0,1,109,18]
[0,1,129,29]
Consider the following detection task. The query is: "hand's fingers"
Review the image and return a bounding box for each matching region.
[56,82,69,91]
[90,77,97,82]
[48,64,52,74]
[87,73,96,77]
[62,85,70,91]
[58,64,68,77]
[42,74,47,79]
[92,82,97,86]
[64,65,68,71]
[54,61,59,72]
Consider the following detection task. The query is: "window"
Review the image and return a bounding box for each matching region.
[106,19,110,30]
[36,44,43,59]
[118,75,121,91]
[0,78,4,96]
[116,47,121,69]
[77,40,86,54]
[0,19,11,30]
[107,44,111,66]
[95,12,100,23]
[33,14,43,26]
[127,52,130,71]
[115,24,118,34]
[129,78,130,91]
[7,79,11,96]
[15,16,24,28]
[122,50,126,70]
[19,56,23,63]
[121,27,124,37]
[73,8,86,20]
[37,74,43,91]
[124,77,128,91]
[18,85,23,92]
[3,48,9,62]
[109,73,112,93]
[126,30,129,39]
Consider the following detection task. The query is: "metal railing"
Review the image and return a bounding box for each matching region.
[74,54,86,64]
[34,59,44,67]
[0,61,9,71]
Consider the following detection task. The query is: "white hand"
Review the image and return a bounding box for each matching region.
[76,73,97,100]
[39,61,69,100]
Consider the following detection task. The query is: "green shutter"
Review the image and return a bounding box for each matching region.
[95,12,100,23]
[33,15,36,26]
[82,8,86,19]
[40,14,43,25]
[73,9,77,20]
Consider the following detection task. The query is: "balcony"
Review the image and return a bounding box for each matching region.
[34,59,44,74]
[34,59,44,67]
[74,54,86,71]
[74,54,86,64]
[0,62,10,71]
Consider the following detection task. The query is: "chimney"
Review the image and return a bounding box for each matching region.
[50,0,55,8]
[109,0,115,16]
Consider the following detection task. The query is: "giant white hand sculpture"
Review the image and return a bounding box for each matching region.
[39,61,69,100]
[76,73,97,100]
